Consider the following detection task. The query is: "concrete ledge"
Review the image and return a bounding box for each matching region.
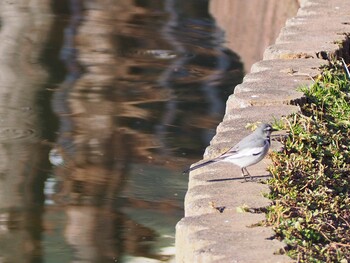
[176,0,350,262]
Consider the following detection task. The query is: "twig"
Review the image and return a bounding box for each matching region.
[341,58,350,80]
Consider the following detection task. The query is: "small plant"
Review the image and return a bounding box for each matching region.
[266,61,350,262]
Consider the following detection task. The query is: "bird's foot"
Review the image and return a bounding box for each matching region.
[241,173,257,183]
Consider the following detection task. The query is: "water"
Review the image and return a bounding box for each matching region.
[0,1,244,262]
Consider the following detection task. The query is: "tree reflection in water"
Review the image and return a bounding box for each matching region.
[0,0,243,262]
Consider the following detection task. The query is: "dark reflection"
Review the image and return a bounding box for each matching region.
[49,0,243,262]
[0,0,243,262]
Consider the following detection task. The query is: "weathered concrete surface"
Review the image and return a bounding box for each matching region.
[176,0,350,262]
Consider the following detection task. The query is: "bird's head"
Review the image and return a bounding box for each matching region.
[258,123,274,139]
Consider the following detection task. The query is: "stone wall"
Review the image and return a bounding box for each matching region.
[210,0,299,72]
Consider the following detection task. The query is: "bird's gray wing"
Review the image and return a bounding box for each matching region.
[233,134,266,151]
[219,137,267,159]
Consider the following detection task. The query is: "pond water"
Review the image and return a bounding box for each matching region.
[0,0,297,262]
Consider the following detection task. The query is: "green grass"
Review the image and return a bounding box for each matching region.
[266,61,350,263]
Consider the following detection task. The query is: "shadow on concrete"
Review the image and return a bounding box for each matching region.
[207,174,271,182]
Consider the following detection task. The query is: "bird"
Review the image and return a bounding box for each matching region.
[183,123,274,181]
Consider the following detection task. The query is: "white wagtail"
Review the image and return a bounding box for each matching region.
[184,123,274,181]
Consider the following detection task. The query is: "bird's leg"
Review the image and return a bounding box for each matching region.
[245,167,253,181]
[242,167,253,181]
[241,168,249,182]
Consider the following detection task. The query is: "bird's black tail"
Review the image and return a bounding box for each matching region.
[183,159,216,174]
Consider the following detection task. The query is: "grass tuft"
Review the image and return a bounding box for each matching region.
[266,61,350,262]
